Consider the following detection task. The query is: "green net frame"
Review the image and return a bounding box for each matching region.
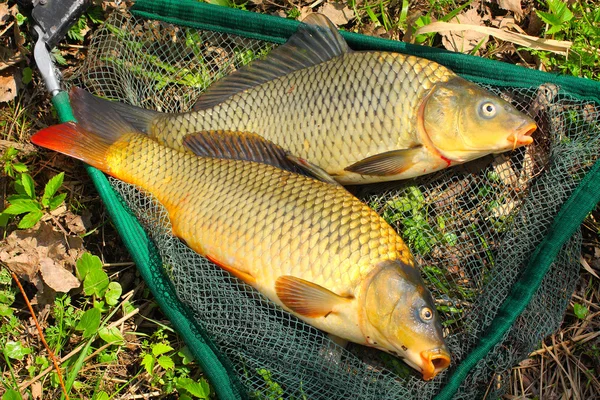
[50,1,600,398]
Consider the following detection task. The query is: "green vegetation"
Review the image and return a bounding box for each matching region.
[1,148,66,229]
[379,186,457,256]
[532,0,600,79]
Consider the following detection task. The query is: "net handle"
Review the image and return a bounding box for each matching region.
[51,92,246,400]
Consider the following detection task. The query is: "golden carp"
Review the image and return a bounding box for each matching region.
[31,114,450,380]
[71,14,537,185]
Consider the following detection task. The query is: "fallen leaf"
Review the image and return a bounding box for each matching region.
[319,2,355,26]
[440,8,489,54]
[0,70,17,103]
[67,214,86,235]
[39,257,80,293]
[495,0,523,17]
[580,256,599,280]
[0,221,84,288]
[0,2,9,25]
[31,381,43,400]
[299,6,313,22]
[416,21,571,55]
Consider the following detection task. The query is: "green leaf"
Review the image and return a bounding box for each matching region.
[75,308,101,338]
[178,377,210,398]
[98,326,124,344]
[152,342,174,356]
[83,267,109,297]
[20,174,35,198]
[92,392,109,400]
[0,288,15,305]
[3,199,40,215]
[0,267,12,284]
[0,212,11,227]
[122,300,136,314]
[12,163,28,173]
[77,252,102,280]
[3,147,19,160]
[2,389,22,400]
[48,193,67,211]
[536,10,561,27]
[0,303,13,317]
[178,346,195,365]
[15,13,27,26]
[18,210,43,229]
[22,67,32,85]
[573,303,588,319]
[4,341,32,360]
[157,355,175,370]
[104,281,122,306]
[42,172,64,205]
[141,353,155,374]
[51,48,68,66]
[548,0,573,22]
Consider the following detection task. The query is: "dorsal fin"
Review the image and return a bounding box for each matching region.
[182,130,341,186]
[192,13,350,111]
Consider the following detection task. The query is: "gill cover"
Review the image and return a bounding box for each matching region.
[422,77,536,162]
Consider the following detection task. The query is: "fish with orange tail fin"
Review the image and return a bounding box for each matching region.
[31,112,450,380]
[69,13,536,184]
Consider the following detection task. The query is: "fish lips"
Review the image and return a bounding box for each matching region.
[420,348,451,381]
[507,120,537,149]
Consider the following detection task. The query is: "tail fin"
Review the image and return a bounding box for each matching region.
[70,87,159,134]
[31,122,119,173]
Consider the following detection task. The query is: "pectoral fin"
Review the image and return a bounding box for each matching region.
[275,276,352,318]
[344,147,423,176]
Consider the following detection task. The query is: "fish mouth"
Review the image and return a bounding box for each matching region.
[507,120,537,149]
[420,348,451,380]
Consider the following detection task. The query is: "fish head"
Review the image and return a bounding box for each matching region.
[421,77,537,162]
[361,260,450,380]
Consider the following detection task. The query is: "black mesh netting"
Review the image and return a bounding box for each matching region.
[66,10,599,399]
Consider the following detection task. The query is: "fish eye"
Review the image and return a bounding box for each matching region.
[419,307,434,322]
[479,102,497,118]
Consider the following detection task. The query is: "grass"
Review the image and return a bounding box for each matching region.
[1,0,599,399]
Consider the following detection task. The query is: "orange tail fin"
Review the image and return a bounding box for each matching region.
[31,122,114,173]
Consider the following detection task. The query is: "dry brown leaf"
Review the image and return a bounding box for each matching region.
[494,0,523,17]
[0,2,10,25]
[0,221,84,286]
[31,381,43,400]
[299,6,313,22]
[65,211,88,235]
[440,9,489,54]
[319,3,355,26]
[416,21,572,55]
[0,70,17,102]
[39,257,80,293]
[580,256,600,280]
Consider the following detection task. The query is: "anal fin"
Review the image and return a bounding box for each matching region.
[275,276,352,318]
